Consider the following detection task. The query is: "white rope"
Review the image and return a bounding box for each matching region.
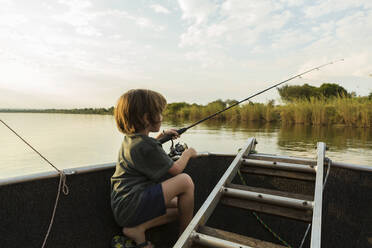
[299,224,311,248]
[0,119,69,247]
[41,172,69,248]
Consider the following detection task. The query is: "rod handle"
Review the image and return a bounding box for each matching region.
[158,127,187,144]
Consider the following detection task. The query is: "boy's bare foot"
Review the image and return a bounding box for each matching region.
[122,227,153,248]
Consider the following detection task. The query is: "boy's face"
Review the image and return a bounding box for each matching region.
[149,114,162,132]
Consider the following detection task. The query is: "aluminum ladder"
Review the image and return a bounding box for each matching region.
[174,137,326,248]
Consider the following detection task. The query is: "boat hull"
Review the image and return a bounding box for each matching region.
[0,154,371,247]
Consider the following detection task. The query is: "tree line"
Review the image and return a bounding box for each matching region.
[0,107,114,115]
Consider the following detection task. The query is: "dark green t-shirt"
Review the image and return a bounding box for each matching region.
[110,133,174,227]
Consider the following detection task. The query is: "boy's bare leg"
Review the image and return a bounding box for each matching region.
[123,207,178,247]
[123,171,194,246]
[167,197,178,208]
[161,173,194,234]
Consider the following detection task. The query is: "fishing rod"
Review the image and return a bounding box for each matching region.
[159,59,344,144]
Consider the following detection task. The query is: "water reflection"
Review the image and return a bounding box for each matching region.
[164,119,372,164]
[165,119,279,133]
[278,124,372,151]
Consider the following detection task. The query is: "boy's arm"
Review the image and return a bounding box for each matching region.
[168,148,197,175]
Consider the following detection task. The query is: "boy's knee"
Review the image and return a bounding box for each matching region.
[179,173,194,191]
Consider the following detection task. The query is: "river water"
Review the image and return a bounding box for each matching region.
[1,113,371,179]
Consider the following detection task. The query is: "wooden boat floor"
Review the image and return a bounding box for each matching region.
[192,225,286,248]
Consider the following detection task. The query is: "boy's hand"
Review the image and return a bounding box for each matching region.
[170,147,197,175]
[162,129,180,139]
[185,148,197,158]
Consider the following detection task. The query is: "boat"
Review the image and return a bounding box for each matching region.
[1,138,371,247]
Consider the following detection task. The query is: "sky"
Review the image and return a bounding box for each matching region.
[0,0,371,109]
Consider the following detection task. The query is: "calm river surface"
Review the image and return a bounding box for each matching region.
[1,113,372,179]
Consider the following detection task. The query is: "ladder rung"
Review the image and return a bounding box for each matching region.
[247,153,317,166]
[242,159,316,173]
[194,226,286,248]
[227,183,314,201]
[240,166,316,181]
[191,231,253,248]
[222,187,313,209]
[221,197,313,222]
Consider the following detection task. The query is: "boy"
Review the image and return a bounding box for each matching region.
[111,89,197,248]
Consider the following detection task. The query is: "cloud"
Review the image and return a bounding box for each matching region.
[150,4,170,14]
[178,1,292,49]
[0,0,13,7]
[131,16,165,31]
[178,0,216,25]
[177,0,372,84]
[178,0,293,69]
[304,0,372,19]
[1,0,372,107]
[297,8,372,79]
[279,0,305,7]
[52,2,165,36]
[0,0,166,82]
[53,0,103,36]
[0,13,28,28]
[0,0,170,108]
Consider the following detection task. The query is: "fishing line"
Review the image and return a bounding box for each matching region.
[0,119,69,248]
[159,59,344,144]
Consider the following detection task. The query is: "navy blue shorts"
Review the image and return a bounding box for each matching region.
[126,184,166,227]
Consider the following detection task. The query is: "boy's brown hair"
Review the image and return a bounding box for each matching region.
[114,89,167,134]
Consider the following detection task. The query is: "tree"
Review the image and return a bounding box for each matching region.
[277,84,318,102]
[206,99,226,109]
[225,99,239,107]
[204,99,226,120]
[318,83,348,98]
[164,102,190,116]
[278,83,349,102]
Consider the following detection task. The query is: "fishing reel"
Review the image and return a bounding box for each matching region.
[168,139,188,159]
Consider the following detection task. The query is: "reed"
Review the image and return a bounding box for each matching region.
[224,107,240,122]
[310,97,328,125]
[279,97,372,127]
[188,105,202,120]
[294,99,312,124]
[240,103,264,121]
[278,104,294,124]
[163,97,372,127]
[264,101,279,122]
[335,97,372,127]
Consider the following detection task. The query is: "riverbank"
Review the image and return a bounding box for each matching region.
[1,97,371,127]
